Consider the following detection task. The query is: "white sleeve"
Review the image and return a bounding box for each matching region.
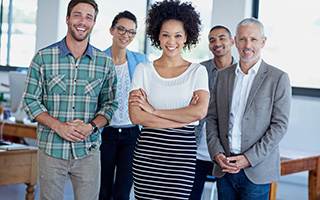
[130,62,144,92]
[194,64,209,92]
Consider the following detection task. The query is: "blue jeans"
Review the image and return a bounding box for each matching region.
[189,159,214,200]
[99,126,139,200]
[217,170,270,200]
[38,148,100,200]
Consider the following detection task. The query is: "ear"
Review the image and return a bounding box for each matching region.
[184,34,188,43]
[66,16,69,25]
[261,36,267,48]
[234,36,238,48]
[230,38,235,47]
[109,27,114,36]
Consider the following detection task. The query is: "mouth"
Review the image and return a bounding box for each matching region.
[213,46,224,52]
[76,27,87,33]
[166,46,177,51]
[120,39,129,44]
[242,48,254,55]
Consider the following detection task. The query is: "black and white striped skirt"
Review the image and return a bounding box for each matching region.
[133,125,197,200]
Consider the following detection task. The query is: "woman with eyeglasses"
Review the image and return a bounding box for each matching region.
[128,0,210,199]
[99,10,149,200]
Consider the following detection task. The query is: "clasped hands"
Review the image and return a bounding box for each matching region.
[214,153,251,174]
[55,119,93,143]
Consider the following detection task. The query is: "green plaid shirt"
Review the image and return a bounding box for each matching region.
[23,38,118,160]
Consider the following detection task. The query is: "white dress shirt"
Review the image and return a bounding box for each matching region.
[228,59,262,154]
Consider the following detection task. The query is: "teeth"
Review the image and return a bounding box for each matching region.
[77,28,85,31]
[167,47,176,50]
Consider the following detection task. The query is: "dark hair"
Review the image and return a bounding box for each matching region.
[146,0,201,50]
[111,10,137,29]
[210,25,232,39]
[67,0,99,21]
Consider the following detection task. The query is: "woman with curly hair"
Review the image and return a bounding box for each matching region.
[128,0,210,199]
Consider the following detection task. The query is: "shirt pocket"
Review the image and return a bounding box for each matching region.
[49,74,66,94]
[85,77,102,97]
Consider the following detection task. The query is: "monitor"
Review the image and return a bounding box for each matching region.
[9,71,27,121]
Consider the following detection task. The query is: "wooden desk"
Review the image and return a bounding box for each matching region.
[0,148,38,200]
[0,119,37,139]
[269,150,320,200]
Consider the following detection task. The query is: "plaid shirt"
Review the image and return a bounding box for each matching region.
[23,38,118,160]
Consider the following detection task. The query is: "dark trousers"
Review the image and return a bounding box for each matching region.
[217,170,270,200]
[189,159,214,200]
[99,126,139,200]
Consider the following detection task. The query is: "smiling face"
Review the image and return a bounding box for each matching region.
[110,18,136,49]
[158,20,187,58]
[209,28,234,58]
[235,24,266,64]
[66,3,96,42]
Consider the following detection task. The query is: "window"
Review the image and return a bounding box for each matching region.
[90,0,148,53]
[147,0,213,63]
[0,0,37,68]
[259,0,320,89]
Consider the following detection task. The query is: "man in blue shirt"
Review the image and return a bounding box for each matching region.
[23,0,117,199]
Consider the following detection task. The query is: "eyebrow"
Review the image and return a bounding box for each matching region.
[162,30,183,34]
[72,11,94,18]
[209,34,227,41]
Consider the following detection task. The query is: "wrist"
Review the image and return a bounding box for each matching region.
[89,121,98,134]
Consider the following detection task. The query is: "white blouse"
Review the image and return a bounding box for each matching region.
[130,61,209,124]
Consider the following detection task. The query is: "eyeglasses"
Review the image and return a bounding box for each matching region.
[113,25,136,38]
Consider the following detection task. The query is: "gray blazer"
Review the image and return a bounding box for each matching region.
[206,60,291,184]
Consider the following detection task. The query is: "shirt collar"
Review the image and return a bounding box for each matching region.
[59,37,93,59]
[211,56,236,72]
[235,58,262,76]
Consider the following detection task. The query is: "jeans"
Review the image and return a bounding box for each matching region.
[217,170,270,200]
[38,148,101,200]
[99,126,139,200]
[189,159,214,200]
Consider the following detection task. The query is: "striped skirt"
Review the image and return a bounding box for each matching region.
[133,125,197,200]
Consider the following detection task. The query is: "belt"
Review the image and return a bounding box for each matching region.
[108,126,137,133]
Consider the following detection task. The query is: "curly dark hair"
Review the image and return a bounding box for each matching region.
[146,0,201,50]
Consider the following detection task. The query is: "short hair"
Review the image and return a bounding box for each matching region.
[209,25,232,39]
[111,10,137,29]
[67,0,99,21]
[236,17,265,39]
[146,0,202,50]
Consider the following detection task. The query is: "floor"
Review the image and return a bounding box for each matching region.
[0,172,308,200]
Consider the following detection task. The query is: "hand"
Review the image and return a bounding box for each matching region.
[129,88,155,114]
[227,155,251,171]
[54,122,86,143]
[66,119,93,138]
[214,153,240,174]
[189,94,199,106]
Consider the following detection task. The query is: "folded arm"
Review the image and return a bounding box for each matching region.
[130,88,209,124]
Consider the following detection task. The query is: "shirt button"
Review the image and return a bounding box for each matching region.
[74,80,77,82]
[74,93,76,95]
[72,107,75,109]
[118,128,122,133]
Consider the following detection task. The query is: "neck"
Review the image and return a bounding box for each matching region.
[157,54,186,68]
[110,45,127,65]
[214,54,233,70]
[239,57,260,74]
[65,34,88,60]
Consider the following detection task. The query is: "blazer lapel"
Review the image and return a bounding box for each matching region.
[227,65,237,110]
[244,60,268,112]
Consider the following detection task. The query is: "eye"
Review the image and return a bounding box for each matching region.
[175,34,182,38]
[162,34,169,37]
[86,16,93,21]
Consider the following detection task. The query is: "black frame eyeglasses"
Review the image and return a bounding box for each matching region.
[113,25,136,38]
